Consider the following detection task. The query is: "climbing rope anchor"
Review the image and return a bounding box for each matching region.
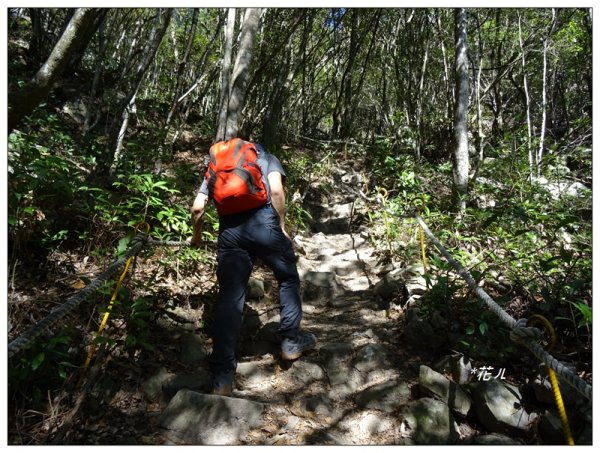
[7,228,194,361]
[412,213,592,410]
[526,314,575,446]
[79,222,151,382]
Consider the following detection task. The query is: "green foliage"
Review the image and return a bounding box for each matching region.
[362,125,592,361]
[9,329,77,403]
[277,148,319,233]
[418,145,592,347]
[89,288,157,355]
[286,200,313,235]
[121,296,156,353]
[8,119,84,249]
[362,142,432,256]
[79,173,195,244]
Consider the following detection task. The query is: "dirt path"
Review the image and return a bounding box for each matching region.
[236,228,414,445]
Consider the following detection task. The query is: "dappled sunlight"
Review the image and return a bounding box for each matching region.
[7,6,591,446]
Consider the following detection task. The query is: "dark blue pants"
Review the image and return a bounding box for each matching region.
[209,204,302,373]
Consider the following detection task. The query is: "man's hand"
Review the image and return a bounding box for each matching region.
[268,171,292,242]
[189,192,208,249]
[281,225,292,242]
[187,236,202,248]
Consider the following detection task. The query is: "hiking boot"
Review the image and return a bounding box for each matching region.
[212,369,234,397]
[281,331,317,361]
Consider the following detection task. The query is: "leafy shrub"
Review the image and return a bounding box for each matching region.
[9,329,78,403]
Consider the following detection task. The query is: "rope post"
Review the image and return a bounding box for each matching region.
[79,255,133,381]
[413,213,592,404]
[527,315,575,446]
[415,204,428,275]
[418,224,428,274]
[79,223,150,383]
[377,187,392,254]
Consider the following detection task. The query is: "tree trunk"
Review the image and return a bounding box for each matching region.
[224,8,262,140]
[518,12,533,178]
[453,7,470,215]
[83,15,107,135]
[103,8,173,176]
[261,42,293,147]
[8,8,103,133]
[166,8,199,126]
[436,11,454,125]
[110,93,137,175]
[350,10,381,142]
[415,42,429,160]
[536,9,556,177]
[176,11,224,118]
[536,37,549,177]
[333,9,360,140]
[28,8,46,63]
[261,11,311,147]
[216,8,236,142]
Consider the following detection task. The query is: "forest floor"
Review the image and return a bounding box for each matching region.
[6,146,592,446]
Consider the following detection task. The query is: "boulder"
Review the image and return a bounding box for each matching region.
[161,372,212,400]
[158,389,264,445]
[353,344,393,373]
[419,365,471,417]
[179,333,207,364]
[469,380,538,436]
[373,269,406,300]
[402,397,460,445]
[537,409,568,445]
[246,277,265,300]
[434,353,473,385]
[289,360,326,385]
[300,271,342,303]
[142,367,172,400]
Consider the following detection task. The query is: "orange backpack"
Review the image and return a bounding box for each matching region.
[204,138,268,215]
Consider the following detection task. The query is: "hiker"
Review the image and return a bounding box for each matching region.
[188,138,316,396]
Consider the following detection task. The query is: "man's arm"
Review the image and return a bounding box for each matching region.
[188,192,209,247]
[267,171,291,240]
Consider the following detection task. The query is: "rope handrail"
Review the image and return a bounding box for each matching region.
[413,214,592,402]
[8,210,592,403]
[7,233,192,359]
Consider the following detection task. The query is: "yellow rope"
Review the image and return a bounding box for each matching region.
[527,314,575,445]
[80,255,133,377]
[419,224,427,273]
[377,187,392,253]
[79,222,150,381]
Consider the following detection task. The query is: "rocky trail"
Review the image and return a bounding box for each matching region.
[41,163,590,446]
[148,164,423,445]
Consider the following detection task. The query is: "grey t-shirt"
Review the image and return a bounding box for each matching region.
[198,142,285,202]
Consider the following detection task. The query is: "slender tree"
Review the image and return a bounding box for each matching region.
[260,10,309,147]
[105,8,173,176]
[83,14,107,135]
[536,9,557,176]
[453,7,470,214]
[224,8,262,140]
[216,8,237,142]
[166,8,199,127]
[517,12,534,178]
[174,10,224,133]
